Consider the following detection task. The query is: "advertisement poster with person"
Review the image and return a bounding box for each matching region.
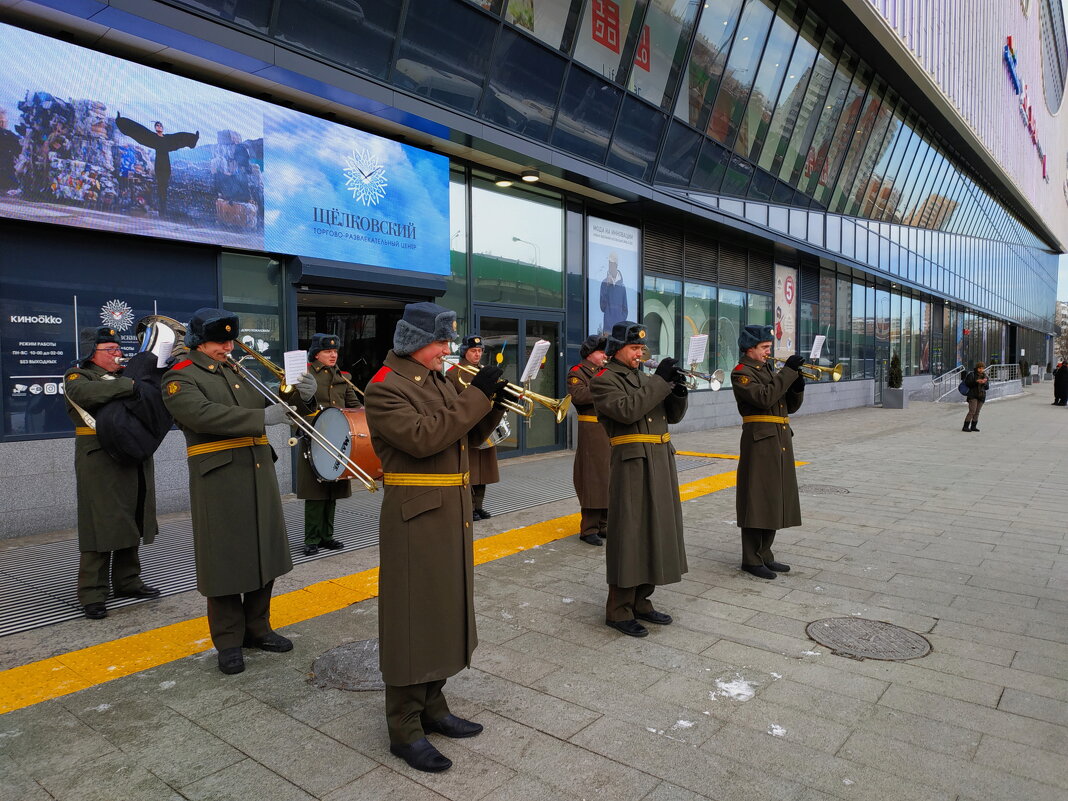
[773,265,798,360]
[588,217,639,336]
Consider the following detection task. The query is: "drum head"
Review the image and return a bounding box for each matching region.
[309,407,350,481]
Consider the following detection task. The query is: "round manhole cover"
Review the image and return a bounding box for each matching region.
[798,485,850,495]
[310,639,384,691]
[806,618,931,661]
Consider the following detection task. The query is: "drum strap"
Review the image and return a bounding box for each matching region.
[75,426,96,436]
[609,433,671,446]
[187,435,269,458]
[741,415,789,424]
[577,414,599,423]
[383,471,470,487]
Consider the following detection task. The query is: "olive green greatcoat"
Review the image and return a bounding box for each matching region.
[64,363,158,552]
[364,351,503,686]
[731,355,805,530]
[445,364,500,486]
[590,360,688,587]
[161,349,294,597]
[567,359,610,508]
[296,361,361,502]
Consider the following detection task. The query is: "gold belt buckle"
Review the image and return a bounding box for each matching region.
[462,471,470,487]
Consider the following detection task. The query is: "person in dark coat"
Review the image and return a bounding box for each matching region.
[567,334,610,546]
[1052,361,1067,406]
[599,252,628,334]
[731,325,805,580]
[64,327,160,620]
[162,308,316,675]
[445,334,500,520]
[591,322,688,638]
[364,302,507,773]
[962,362,988,431]
[115,114,199,217]
[297,332,361,555]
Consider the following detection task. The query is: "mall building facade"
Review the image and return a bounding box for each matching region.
[0,0,1064,536]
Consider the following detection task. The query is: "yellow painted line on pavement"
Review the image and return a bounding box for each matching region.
[0,465,782,715]
[675,450,741,460]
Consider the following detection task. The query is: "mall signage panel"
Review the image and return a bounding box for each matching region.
[0,22,449,273]
[773,265,797,360]
[1002,35,1048,181]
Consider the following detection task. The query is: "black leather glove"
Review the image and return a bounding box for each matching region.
[469,365,505,399]
[784,354,805,372]
[654,357,680,384]
[791,375,805,392]
[672,383,688,397]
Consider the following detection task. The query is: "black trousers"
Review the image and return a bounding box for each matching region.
[741,527,777,566]
[385,679,450,746]
[77,546,144,605]
[605,583,655,622]
[472,484,487,508]
[206,581,274,650]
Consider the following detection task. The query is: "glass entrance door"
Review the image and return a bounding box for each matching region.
[475,309,565,456]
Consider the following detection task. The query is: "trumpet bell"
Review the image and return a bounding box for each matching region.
[130,315,187,367]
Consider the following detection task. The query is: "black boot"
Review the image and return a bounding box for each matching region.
[970,421,979,432]
[962,422,971,432]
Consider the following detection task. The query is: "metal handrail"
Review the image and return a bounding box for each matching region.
[933,363,1023,403]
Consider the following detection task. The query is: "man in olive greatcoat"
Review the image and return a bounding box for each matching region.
[731,325,805,580]
[64,326,161,620]
[590,322,688,638]
[162,308,316,675]
[364,302,506,774]
[567,334,610,546]
[445,334,500,521]
[298,332,361,555]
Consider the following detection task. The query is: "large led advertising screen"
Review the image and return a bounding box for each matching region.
[0,22,449,274]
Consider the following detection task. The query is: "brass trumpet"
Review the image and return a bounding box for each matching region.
[444,356,572,423]
[230,341,378,492]
[770,358,844,382]
[643,360,725,391]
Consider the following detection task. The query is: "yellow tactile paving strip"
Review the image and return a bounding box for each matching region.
[0,459,803,715]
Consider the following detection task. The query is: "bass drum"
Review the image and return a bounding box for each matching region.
[309,408,383,482]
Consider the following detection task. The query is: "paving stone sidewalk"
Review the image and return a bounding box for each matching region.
[2,390,1066,801]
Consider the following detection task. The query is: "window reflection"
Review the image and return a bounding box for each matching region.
[481,28,566,141]
[442,172,470,333]
[608,96,665,181]
[643,275,681,361]
[177,0,272,32]
[394,0,494,113]
[717,289,745,385]
[757,11,821,174]
[802,60,867,200]
[706,0,775,145]
[506,0,579,51]
[683,283,716,379]
[822,76,883,211]
[552,67,622,163]
[471,179,564,307]
[628,0,701,108]
[777,31,840,186]
[674,0,746,127]
[736,5,801,159]
[655,122,702,185]
[275,0,401,78]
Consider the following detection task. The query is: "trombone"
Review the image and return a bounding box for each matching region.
[443,356,572,423]
[770,358,844,382]
[644,360,725,391]
[229,341,378,492]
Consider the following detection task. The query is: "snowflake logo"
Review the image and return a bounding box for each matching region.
[100,299,135,331]
[343,148,388,206]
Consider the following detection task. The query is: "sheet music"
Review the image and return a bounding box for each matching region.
[283,350,306,386]
[686,334,709,367]
[520,339,551,383]
[809,335,826,360]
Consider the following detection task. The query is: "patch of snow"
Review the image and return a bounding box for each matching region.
[561,598,574,604]
[671,720,695,730]
[710,674,757,702]
[842,778,855,786]
[770,672,782,679]
[768,724,786,737]
[523,559,536,564]
[88,703,111,712]
[500,611,514,620]
[801,650,821,657]
[158,681,176,690]
[0,730,21,739]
